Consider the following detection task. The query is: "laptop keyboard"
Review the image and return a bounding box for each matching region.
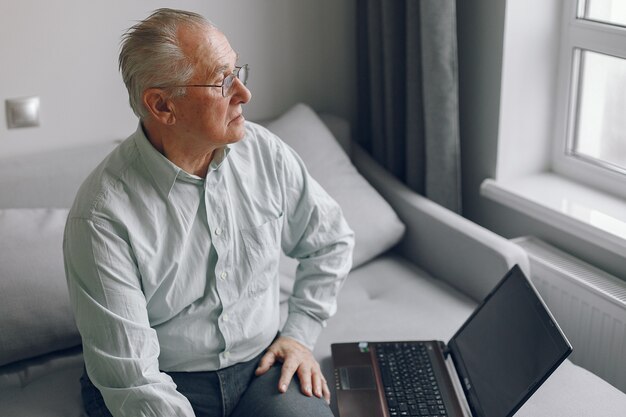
[375,342,448,417]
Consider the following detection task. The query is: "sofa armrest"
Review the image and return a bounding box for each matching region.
[352,145,529,301]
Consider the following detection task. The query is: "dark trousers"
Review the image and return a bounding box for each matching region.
[80,351,333,417]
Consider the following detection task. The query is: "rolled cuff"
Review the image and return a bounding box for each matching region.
[280,311,325,350]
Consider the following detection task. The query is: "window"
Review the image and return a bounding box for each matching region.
[480,0,626,259]
[553,0,626,199]
[583,0,626,27]
[573,50,626,172]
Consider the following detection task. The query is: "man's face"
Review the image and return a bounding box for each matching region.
[171,25,252,147]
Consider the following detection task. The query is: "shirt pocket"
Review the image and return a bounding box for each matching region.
[240,212,283,296]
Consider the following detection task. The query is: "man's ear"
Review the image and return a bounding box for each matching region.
[143,89,176,125]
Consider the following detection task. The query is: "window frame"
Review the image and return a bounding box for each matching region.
[553,0,626,199]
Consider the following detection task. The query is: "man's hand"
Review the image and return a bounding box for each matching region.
[255,336,330,404]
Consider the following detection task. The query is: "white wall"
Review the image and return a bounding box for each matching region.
[0,0,356,157]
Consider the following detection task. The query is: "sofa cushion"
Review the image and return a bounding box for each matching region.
[0,347,85,417]
[266,104,406,298]
[0,208,80,366]
[313,254,477,361]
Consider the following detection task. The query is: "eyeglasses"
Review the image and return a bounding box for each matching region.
[157,64,249,97]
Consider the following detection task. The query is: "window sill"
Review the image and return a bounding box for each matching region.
[480,173,626,257]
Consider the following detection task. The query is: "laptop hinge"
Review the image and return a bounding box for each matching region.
[443,351,474,417]
[439,341,452,358]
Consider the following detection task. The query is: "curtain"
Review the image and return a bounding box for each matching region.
[356,0,462,213]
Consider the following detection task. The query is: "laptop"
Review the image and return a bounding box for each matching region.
[331,265,572,417]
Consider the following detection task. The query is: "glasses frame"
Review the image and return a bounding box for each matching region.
[156,64,249,97]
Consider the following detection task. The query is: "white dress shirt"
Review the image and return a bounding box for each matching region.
[63,122,354,417]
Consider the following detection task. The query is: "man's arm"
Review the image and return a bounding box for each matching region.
[255,137,355,402]
[64,217,195,417]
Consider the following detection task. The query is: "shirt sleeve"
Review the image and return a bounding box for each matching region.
[276,138,355,350]
[63,216,196,417]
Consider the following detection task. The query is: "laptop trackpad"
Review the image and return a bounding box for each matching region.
[339,366,377,390]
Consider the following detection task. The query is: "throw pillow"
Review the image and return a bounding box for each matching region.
[0,208,80,366]
[265,103,406,299]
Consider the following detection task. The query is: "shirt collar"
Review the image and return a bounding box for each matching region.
[132,124,231,199]
[209,145,231,172]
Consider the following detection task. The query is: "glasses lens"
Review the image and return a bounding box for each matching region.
[222,74,234,97]
[238,65,248,86]
[223,65,248,96]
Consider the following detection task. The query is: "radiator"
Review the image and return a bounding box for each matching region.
[513,236,626,394]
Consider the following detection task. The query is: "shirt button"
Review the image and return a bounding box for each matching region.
[215,227,222,236]
[220,271,228,280]
[224,351,231,359]
[222,314,229,322]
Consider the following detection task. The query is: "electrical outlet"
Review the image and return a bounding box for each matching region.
[6,96,40,129]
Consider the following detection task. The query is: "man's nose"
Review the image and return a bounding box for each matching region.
[231,77,252,104]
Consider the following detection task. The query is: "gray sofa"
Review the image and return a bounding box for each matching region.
[1,104,625,416]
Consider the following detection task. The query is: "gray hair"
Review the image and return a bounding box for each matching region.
[119,8,215,119]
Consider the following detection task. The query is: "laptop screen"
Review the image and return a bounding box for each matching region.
[448,265,572,417]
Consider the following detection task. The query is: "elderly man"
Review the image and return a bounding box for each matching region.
[63,8,353,417]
